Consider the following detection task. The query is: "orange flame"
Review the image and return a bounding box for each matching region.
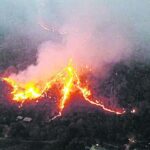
[2,60,125,118]
[2,78,41,101]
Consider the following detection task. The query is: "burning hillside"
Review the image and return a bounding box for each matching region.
[1,60,125,120]
[0,0,150,149]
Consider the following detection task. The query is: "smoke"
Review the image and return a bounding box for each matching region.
[0,0,150,83]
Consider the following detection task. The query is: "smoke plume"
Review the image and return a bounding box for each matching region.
[0,0,149,83]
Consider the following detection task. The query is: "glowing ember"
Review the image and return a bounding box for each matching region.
[2,60,125,119]
[131,108,136,114]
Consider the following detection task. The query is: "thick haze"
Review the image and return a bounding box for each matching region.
[0,0,150,82]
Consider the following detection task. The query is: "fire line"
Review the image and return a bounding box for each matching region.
[2,60,125,119]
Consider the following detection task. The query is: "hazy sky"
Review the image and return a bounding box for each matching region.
[0,0,150,38]
[1,0,150,82]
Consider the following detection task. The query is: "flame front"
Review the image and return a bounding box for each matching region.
[2,78,41,101]
[2,60,125,119]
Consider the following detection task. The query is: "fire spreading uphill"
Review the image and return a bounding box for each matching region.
[2,60,125,120]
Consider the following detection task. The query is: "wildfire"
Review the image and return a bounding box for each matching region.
[2,60,125,119]
[2,78,41,102]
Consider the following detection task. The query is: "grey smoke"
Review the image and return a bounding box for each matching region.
[0,0,150,82]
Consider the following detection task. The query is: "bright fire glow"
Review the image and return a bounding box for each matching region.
[2,60,125,119]
[2,78,41,101]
